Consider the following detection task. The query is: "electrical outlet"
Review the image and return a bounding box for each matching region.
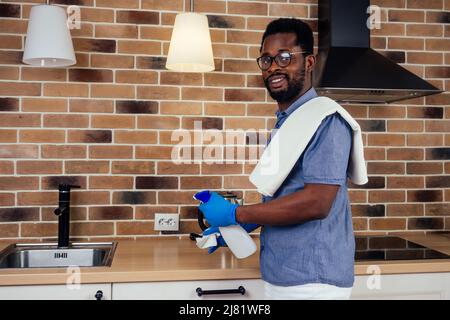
[154,213,179,231]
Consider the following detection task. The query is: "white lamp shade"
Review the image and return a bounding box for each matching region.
[166,12,214,73]
[23,5,76,67]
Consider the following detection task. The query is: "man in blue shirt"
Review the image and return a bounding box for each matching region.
[198,18,355,299]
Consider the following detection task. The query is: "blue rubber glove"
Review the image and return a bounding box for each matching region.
[202,227,227,254]
[202,224,260,254]
[198,191,239,227]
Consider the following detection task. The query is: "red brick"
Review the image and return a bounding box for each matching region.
[0,35,22,49]
[118,40,161,55]
[0,114,40,127]
[204,73,245,87]
[17,161,62,175]
[370,218,406,230]
[0,145,38,159]
[91,54,135,69]
[114,130,157,144]
[406,24,443,37]
[137,116,179,129]
[269,4,308,18]
[182,88,223,101]
[71,191,110,205]
[91,84,135,99]
[117,221,157,235]
[369,190,406,203]
[160,102,202,115]
[407,162,443,174]
[0,161,13,174]
[407,134,443,146]
[0,66,19,80]
[92,115,135,129]
[0,82,41,97]
[44,83,88,97]
[387,120,423,132]
[65,161,110,174]
[0,177,39,191]
[19,130,65,143]
[17,192,58,206]
[41,145,87,159]
[115,70,158,84]
[141,0,183,11]
[43,114,89,128]
[205,103,246,116]
[389,9,425,22]
[0,130,16,143]
[228,2,267,15]
[112,161,155,174]
[70,99,114,113]
[387,204,424,217]
[160,72,202,86]
[388,37,424,50]
[89,146,133,159]
[180,176,222,189]
[0,223,19,237]
[387,176,424,189]
[387,148,424,160]
[89,176,133,189]
[96,0,139,9]
[0,193,14,206]
[137,86,180,100]
[21,67,66,81]
[135,146,174,159]
[368,134,405,146]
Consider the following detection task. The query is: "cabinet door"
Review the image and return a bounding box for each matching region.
[351,273,450,300]
[113,279,265,300]
[0,283,112,300]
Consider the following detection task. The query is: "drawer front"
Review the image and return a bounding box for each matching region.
[0,283,112,300]
[113,279,265,300]
[352,273,450,300]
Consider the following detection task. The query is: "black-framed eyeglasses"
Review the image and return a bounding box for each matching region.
[256,51,307,71]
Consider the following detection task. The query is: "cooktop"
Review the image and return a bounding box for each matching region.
[355,235,450,261]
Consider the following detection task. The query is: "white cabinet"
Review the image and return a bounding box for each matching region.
[2,272,450,300]
[351,272,450,300]
[0,283,112,300]
[112,279,265,300]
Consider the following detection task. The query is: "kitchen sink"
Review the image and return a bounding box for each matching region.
[0,242,117,269]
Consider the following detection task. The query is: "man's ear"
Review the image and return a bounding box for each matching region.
[305,54,316,73]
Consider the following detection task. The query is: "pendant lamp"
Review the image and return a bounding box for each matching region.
[166,0,214,72]
[23,4,76,67]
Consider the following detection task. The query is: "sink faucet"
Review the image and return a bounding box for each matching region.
[54,184,80,248]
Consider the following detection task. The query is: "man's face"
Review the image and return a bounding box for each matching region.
[260,33,306,103]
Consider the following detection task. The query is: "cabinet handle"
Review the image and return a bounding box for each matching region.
[95,290,103,300]
[196,286,245,297]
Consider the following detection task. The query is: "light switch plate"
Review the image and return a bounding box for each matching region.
[154,213,179,231]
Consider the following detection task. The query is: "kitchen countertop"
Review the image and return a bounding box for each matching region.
[1,233,450,286]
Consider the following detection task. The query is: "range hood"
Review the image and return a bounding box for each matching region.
[313,0,443,104]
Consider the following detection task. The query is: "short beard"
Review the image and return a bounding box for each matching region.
[265,65,306,103]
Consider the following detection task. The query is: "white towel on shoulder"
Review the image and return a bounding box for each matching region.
[249,96,368,197]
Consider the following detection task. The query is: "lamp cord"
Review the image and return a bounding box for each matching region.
[183,0,194,12]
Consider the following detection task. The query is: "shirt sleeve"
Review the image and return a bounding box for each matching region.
[302,112,352,186]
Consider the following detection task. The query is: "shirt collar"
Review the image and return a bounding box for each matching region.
[275,87,318,119]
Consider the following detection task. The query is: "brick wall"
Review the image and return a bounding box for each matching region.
[0,0,448,241]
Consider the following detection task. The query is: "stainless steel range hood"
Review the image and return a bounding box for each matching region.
[313,0,443,104]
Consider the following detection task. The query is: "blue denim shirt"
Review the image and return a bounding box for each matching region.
[260,87,355,288]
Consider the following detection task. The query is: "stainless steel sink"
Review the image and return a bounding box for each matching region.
[0,242,117,269]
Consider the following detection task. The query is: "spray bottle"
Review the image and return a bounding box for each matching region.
[194,190,257,259]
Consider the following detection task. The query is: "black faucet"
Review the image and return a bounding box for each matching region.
[54,184,80,248]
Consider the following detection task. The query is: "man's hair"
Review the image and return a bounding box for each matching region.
[260,18,314,55]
